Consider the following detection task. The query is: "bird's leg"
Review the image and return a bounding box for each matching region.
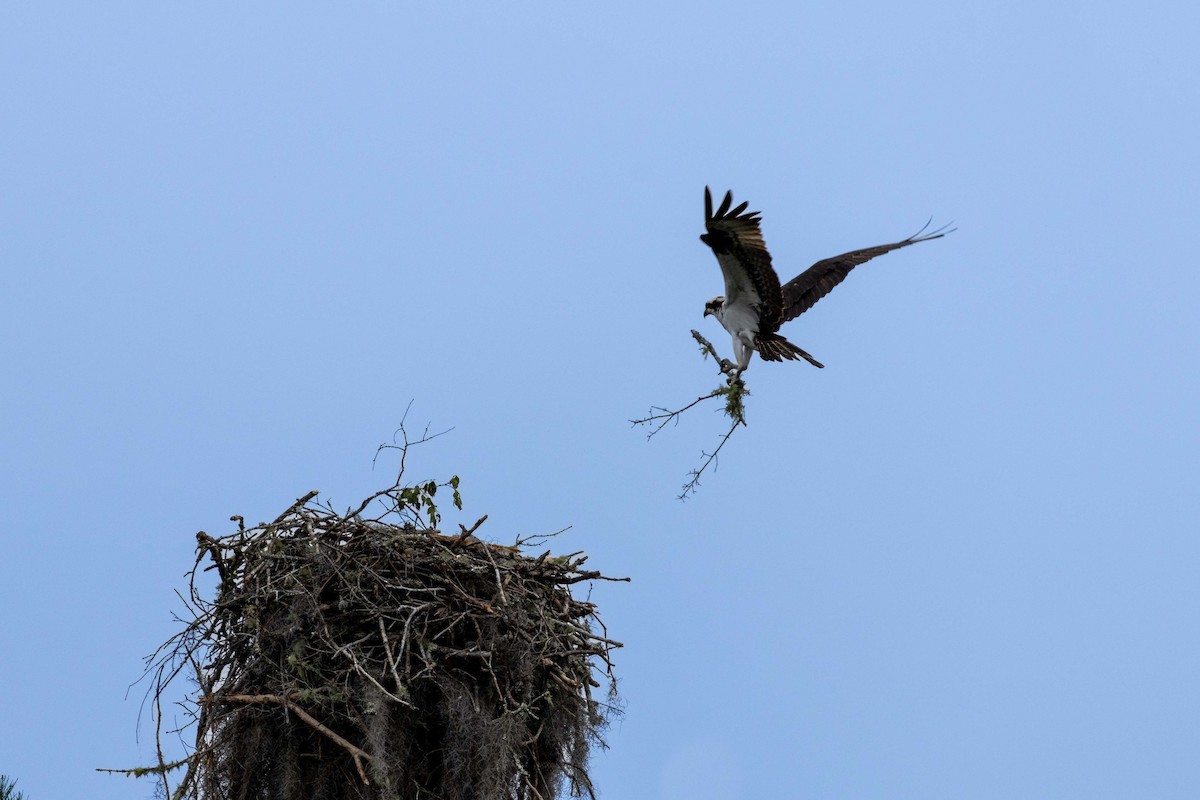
[730,333,754,381]
[721,340,745,383]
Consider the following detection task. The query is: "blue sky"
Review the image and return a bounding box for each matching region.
[2,2,1199,798]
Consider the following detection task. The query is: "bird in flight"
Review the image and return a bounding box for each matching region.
[700,187,952,379]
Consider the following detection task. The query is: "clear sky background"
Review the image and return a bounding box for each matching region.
[2,2,1198,798]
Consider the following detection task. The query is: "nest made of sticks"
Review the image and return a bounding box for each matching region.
[140,484,624,800]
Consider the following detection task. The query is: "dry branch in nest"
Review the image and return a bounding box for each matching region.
[632,329,749,499]
[110,449,624,800]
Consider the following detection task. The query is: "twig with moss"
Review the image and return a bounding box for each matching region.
[632,330,749,499]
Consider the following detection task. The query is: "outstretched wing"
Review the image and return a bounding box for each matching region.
[779,220,954,323]
[700,187,784,333]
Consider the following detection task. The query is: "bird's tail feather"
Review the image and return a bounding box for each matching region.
[756,333,824,368]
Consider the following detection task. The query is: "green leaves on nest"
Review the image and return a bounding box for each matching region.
[397,474,463,528]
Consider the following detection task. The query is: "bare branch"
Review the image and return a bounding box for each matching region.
[629,389,724,437]
[678,413,745,499]
[454,514,489,546]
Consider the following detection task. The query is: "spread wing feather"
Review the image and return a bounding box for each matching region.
[780,220,955,323]
[700,187,784,333]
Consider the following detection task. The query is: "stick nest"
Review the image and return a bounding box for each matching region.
[145,489,623,800]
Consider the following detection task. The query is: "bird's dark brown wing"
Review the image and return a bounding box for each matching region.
[779,221,954,323]
[700,187,785,333]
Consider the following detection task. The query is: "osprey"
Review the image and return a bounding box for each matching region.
[700,187,952,378]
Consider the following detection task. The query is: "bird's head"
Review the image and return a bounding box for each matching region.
[703,296,725,318]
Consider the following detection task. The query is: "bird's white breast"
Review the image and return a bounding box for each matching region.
[716,298,760,339]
